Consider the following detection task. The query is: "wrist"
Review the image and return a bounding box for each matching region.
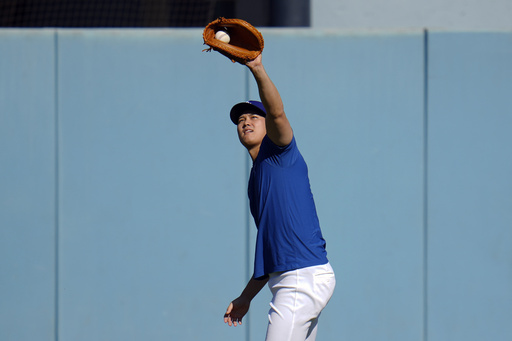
[247,61,264,73]
[237,294,252,304]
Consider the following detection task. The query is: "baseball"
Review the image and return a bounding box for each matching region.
[215,30,230,43]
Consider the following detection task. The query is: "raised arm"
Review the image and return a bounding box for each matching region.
[246,54,293,147]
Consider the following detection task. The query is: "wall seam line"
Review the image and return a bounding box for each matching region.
[422,27,429,341]
[244,67,252,341]
[53,29,60,341]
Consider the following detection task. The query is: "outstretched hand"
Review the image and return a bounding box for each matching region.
[224,296,251,327]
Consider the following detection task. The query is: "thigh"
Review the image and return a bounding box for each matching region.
[266,269,312,341]
[265,264,336,341]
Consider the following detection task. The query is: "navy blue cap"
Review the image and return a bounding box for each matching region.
[230,100,267,124]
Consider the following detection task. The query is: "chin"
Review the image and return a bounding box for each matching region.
[240,138,259,149]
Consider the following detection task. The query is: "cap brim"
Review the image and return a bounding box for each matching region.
[230,102,267,124]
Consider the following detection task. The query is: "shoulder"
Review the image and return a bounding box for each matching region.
[257,135,300,167]
[262,135,296,152]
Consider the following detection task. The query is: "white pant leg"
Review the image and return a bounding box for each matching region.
[265,263,336,341]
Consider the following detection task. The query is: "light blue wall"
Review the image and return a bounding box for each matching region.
[427,31,512,341]
[1,28,511,341]
[0,30,57,341]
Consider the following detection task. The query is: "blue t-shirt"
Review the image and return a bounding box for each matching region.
[249,135,328,279]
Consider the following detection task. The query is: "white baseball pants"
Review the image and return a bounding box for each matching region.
[265,262,336,341]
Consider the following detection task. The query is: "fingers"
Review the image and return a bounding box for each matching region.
[224,302,232,325]
[224,314,243,326]
[224,314,243,327]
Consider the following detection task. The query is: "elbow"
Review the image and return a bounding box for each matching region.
[269,107,286,119]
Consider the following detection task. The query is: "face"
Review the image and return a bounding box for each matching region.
[236,113,266,149]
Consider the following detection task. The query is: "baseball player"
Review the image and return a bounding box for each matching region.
[223,53,336,341]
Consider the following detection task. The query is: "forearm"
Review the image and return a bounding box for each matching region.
[246,54,293,146]
[240,275,269,301]
[248,63,284,118]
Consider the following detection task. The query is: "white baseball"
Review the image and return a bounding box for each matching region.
[215,30,230,43]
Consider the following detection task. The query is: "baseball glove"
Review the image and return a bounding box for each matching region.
[203,17,264,64]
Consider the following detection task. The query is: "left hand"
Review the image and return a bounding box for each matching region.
[224,296,251,327]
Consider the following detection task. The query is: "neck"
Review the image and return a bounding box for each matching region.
[247,145,260,161]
